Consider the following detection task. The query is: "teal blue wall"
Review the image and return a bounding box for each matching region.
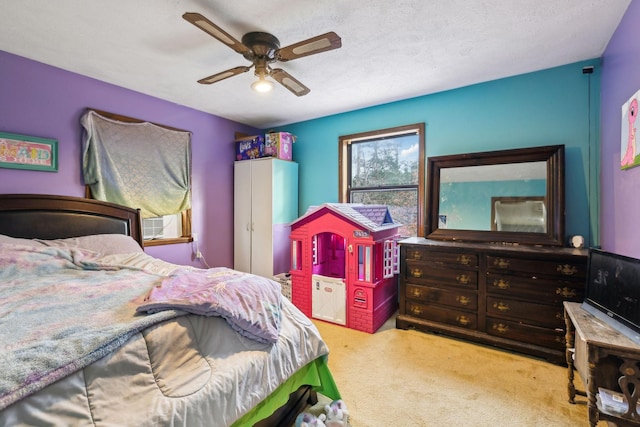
[279,60,600,245]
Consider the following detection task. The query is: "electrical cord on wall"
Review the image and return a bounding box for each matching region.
[192,233,211,269]
[583,65,596,248]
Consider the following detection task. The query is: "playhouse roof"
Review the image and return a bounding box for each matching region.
[291,203,401,232]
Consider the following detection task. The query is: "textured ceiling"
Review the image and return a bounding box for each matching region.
[0,1,630,129]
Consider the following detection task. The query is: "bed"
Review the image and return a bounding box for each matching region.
[0,194,340,426]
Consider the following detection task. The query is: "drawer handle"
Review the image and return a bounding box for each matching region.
[556,287,577,298]
[410,305,423,316]
[457,255,472,265]
[557,264,578,276]
[492,323,509,334]
[457,274,470,285]
[410,251,423,260]
[410,268,423,278]
[456,315,471,326]
[555,312,564,320]
[410,288,424,299]
[493,301,510,312]
[456,295,471,306]
[493,258,511,269]
[492,279,510,290]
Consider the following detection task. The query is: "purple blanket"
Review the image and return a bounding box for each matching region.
[137,267,282,343]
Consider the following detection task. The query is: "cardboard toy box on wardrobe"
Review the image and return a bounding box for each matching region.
[264,132,294,161]
[234,135,265,161]
[234,132,294,161]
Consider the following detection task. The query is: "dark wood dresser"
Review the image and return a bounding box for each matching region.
[396,238,588,364]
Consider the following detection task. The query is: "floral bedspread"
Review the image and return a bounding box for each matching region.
[0,243,282,410]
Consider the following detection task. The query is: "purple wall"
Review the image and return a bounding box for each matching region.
[0,50,259,267]
[600,2,640,258]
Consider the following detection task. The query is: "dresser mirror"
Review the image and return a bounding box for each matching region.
[426,145,564,246]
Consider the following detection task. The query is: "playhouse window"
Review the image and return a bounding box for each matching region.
[291,240,302,271]
[312,235,318,265]
[357,245,372,282]
[383,239,396,278]
[393,240,400,274]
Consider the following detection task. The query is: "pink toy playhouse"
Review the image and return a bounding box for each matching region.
[289,203,401,333]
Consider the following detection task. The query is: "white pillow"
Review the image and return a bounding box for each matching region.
[0,234,46,247]
[36,234,144,256]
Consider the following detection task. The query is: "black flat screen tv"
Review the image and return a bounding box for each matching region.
[582,248,640,344]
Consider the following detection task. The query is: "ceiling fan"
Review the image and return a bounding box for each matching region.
[183,12,342,96]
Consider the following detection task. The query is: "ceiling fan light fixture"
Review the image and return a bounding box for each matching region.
[251,76,274,93]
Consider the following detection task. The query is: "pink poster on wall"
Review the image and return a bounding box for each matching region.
[621,89,640,170]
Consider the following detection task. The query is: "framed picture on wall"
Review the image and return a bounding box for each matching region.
[621,89,640,170]
[0,132,58,172]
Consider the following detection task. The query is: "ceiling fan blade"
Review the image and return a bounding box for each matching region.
[277,32,342,62]
[270,69,310,96]
[183,12,251,56]
[197,66,251,85]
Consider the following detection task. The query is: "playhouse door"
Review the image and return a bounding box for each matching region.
[312,274,346,325]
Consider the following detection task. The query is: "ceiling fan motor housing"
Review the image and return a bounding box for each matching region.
[241,32,280,62]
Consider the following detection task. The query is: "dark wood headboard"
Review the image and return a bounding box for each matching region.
[0,194,143,247]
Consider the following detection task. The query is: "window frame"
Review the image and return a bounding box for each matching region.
[339,123,426,237]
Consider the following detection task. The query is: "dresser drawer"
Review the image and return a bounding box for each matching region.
[486,272,584,304]
[486,296,564,328]
[486,255,586,280]
[406,301,477,329]
[404,247,478,267]
[406,283,478,310]
[486,317,565,350]
[398,239,586,363]
[405,262,478,289]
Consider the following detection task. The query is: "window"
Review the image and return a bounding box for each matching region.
[81,109,193,246]
[339,123,425,237]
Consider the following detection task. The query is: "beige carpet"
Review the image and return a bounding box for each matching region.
[304,313,604,427]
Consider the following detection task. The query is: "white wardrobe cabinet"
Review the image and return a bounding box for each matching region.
[233,158,298,278]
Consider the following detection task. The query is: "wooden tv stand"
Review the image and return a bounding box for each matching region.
[564,302,640,426]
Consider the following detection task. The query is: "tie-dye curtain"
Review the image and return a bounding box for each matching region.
[81,110,191,218]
